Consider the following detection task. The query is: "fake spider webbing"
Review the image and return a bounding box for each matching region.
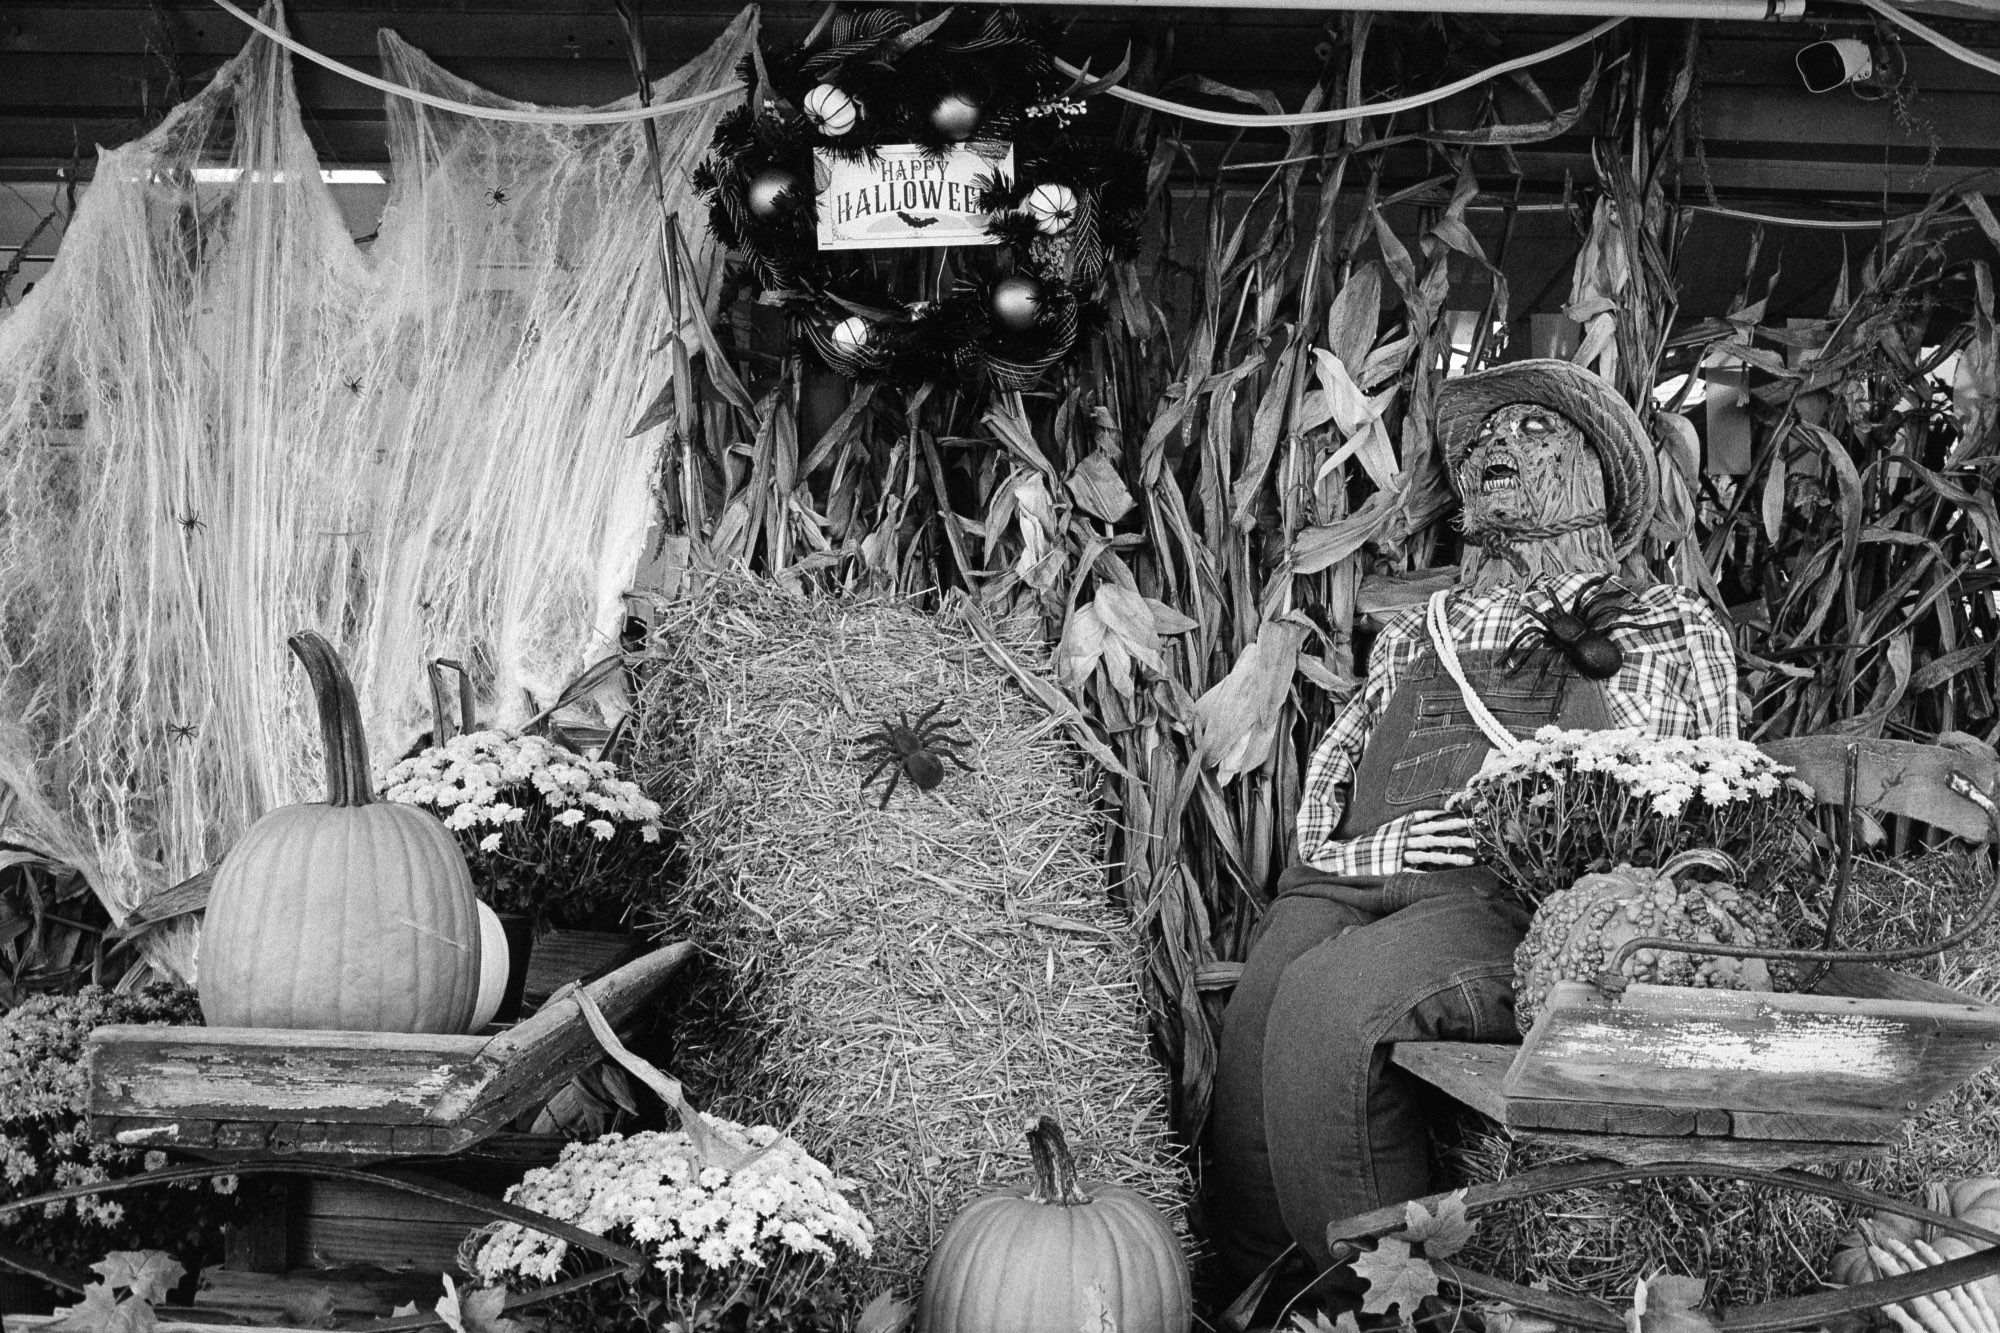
[0,4,752,959]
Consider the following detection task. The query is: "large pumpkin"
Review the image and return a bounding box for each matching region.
[917,1116,1191,1333]
[199,632,480,1033]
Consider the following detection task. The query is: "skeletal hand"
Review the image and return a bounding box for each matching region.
[1402,811,1477,870]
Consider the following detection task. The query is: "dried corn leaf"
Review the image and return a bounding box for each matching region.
[1194,619,1310,784]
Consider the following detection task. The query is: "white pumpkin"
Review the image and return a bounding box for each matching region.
[469,902,512,1029]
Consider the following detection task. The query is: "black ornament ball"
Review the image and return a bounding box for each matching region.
[930,93,984,142]
[745,168,798,220]
[990,276,1045,334]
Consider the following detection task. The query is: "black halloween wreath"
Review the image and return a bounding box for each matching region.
[693,7,1146,390]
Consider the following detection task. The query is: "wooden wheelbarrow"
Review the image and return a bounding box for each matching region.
[1331,748,2000,1329]
[84,941,695,1162]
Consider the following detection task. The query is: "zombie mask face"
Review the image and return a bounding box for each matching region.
[1455,401,1606,537]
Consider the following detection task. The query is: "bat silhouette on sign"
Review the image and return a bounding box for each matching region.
[896,211,939,228]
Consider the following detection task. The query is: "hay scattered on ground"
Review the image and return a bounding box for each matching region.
[1447,848,2000,1311]
[628,571,1188,1295]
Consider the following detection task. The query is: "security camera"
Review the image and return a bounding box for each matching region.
[1796,38,1874,93]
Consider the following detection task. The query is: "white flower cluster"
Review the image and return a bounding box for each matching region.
[469,1122,873,1285]
[1465,727,1791,819]
[379,730,662,853]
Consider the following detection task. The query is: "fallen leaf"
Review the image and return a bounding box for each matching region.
[46,1282,124,1332]
[857,1290,915,1333]
[91,1252,185,1306]
[1399,1189,1475,1260]
[1628,1274,1718,1333]
[1352,1236,1439,1317]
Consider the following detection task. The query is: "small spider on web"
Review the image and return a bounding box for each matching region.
[170,505,206,536]
[855,703,975,810]
[167,722,199,743]
[343,374,364,396]
[484,186,511,209]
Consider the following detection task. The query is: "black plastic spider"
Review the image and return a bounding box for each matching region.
[484,187,510,208]
[170,506,205,536]
[167,722,198,743]
[343,375,364,396]
[1504,574,1642,680]
[856,703,974,809]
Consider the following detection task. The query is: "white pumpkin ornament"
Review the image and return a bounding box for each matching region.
[830,315,873,350]
[803,84,861,137]
[1023,183,1078,235]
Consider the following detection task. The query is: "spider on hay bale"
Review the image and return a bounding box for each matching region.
[1503,572,1643,681]
[855,702,975,810]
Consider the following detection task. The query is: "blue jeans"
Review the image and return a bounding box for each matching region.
[1208,870,1528,1281]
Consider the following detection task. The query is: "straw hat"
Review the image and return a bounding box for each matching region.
[1435,359,1660,558]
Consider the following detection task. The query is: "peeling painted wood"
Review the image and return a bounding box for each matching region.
[1506,979,2000,1119]
[84,942,693,1160]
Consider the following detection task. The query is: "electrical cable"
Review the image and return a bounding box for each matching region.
[205,0,1623,134]
[1050,19,1625,128]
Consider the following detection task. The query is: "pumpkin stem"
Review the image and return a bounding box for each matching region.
[290,631,373,809]
[1025,1115,1092,1206]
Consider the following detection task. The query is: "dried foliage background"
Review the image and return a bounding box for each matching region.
[654,16,2000,1142]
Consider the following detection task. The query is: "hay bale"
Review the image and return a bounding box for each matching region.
[628,572,1188,1294]
[1446,848,2000,1309]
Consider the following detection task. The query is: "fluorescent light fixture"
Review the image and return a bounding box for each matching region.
[190,167,387,184]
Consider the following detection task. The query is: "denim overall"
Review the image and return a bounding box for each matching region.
[1208,644,1610,1285]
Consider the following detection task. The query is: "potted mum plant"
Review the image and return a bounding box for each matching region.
[466,1117,872,1332]
[379,723,665,1021]
[1448,727,1817,908]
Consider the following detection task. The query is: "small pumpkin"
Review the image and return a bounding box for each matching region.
[469,902,511,1029]
[199,632,480,1033]
[1831,1178,2000,1299]
[916,1116,1190,1333]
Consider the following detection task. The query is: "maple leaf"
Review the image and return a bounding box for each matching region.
[1353,1236,1440,1317]
[91,1251,185,1305]
[438,1278,525,1333]
[1627,1274,1718,1333]
[1398,1189,1476,1260]
[46,1281,124,1332]
[856,1291,915,1333]
[1288,1313,1362,1333]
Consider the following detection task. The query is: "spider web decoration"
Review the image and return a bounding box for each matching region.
[692,6,1145,390]
[0,2,752,964]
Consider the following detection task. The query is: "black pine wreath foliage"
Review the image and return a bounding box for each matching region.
[692,6,1145,390]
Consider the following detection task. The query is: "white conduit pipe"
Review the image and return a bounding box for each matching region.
[1858,0,2000,79]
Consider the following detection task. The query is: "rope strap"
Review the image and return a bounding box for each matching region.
[1426,589,1527,757]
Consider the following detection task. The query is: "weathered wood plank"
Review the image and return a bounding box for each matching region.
[1508,981,2000,1119]
[86,942,694,1159]
[1390,1042,1517,1122]
[443,940,695,1125]
[1515,1131,1888,1170]
[1815,962,1996,1009]
[520,928,644,1011]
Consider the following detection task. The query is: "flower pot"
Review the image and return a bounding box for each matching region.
[495,912,535,1025]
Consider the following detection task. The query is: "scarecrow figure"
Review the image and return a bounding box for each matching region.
[1207,360,1741,1290]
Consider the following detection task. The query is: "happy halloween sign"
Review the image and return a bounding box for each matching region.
[814,142,1012,251]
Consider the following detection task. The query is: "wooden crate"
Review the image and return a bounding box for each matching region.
[84,942,692,1161]
[1395,963,2000,1166]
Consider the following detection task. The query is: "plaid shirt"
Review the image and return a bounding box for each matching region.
[1298,575,1740,875]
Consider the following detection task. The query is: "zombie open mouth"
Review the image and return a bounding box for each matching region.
[1481,461,1520,494]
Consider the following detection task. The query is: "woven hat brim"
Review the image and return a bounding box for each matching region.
[1435,359,1660,559]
